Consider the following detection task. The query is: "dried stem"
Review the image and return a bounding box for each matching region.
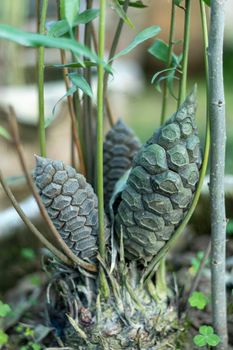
[208,0,228,347]
[59,49,86,176]
[0,170,70,266]
[7,106,96,273]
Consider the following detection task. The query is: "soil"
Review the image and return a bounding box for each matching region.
[0,227,232,350]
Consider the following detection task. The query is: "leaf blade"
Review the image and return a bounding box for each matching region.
[111,25,161,61]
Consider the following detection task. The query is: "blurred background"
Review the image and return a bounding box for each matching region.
[0,0,232,292]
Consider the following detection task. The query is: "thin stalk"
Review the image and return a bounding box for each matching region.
[90,23,115,127]
[160,0,176,124]
[97,0,108,298]
[103,0,130,93]
[37,0,48,157]
[155,258,167,301]
[83,0,94,183]
[59,49,86,176]
[7,107,96,273]
[0,170,70,266]
[178,0,191,107]
[141,0,211,285]
[208,0,228,348]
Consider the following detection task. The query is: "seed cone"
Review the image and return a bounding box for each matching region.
[103,119,141,217]
[115,89,202,264]
[34,156,108,262]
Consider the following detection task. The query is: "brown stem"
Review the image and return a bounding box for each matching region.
[59,50,86,176]
[7,106,96,273]
[0,170,70,266]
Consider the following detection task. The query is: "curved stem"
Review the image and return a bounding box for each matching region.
[178,0,191,107]
[37,0,48,157]
[8,107,97,272]
[160,0,176,124]
[0,170,71,266]
[141,0,211,285]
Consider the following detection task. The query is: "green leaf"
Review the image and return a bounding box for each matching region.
[48,9,99,38]
[203,0,211,6]
[20,248,36,261]
[193,334,207,347]
[62,0,80,27]
[148,39,170,63]
[151,68,175,84]
[199,325,214,336]
[194,326,221,347]
[0,329,8,345]
[30,342,41,350]
[69,72,93,98]
[118,0,147,8]
[0,24,99,64]
[0,301,12,317]
[207,334,221,346]
[174,0,183,5]
[111,25,161,61]
[109,0,134,28]
[0,126,11,141]
[188,291,209,310]
[50,61,97,69]
[50,85,77,122]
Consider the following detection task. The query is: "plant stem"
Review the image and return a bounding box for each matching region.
[8,106,96,272]
[97,0,108,298]
[37,0,48,157]
[83,0,94,183]
[208,0,228,348]
[0,170,71,266]
[178,0,191,107]
[103,0,130,92]
[160,0,176,124]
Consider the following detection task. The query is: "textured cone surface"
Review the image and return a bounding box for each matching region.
[34,156,108,262]
[103,119,141,216]
[115,90,202,264]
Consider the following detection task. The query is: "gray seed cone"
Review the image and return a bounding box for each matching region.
[115,88,202,264]
[103,119,141,216]
[34,156,109,263]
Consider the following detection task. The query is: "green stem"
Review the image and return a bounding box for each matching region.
[37,0,48,157]
[97,0,108,298]
[160,0,176,125]
[178,0,191,107]
[141,1,211,285]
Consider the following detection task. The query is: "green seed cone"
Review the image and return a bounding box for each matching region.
[103,119,141,216]
[34,156,109,262]
[115,89,202,264]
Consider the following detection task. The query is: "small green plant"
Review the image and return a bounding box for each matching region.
[188,291,209,310]
[20,248,36,261]
[0,300,11,318]
[189,251,209,275]
[0,300,11,347]
[193,325,220,348]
